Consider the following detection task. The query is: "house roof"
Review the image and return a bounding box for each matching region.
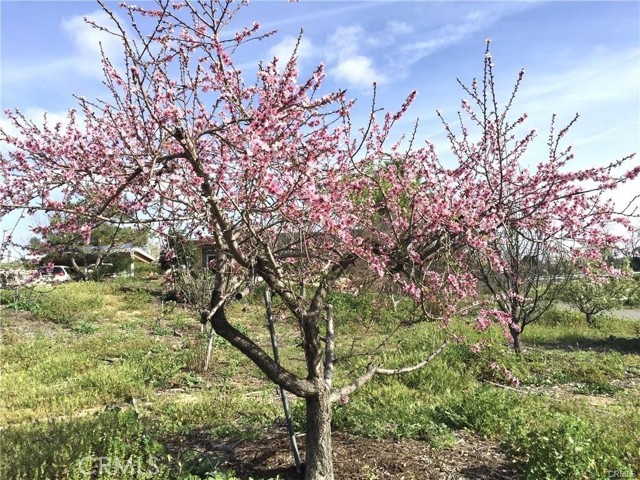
[129,247,157,263]
[76,244,157,263]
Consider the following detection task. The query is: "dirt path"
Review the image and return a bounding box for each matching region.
[612,308,640,321]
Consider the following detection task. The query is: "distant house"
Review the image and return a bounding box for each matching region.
[193,232,309,269]
[50,243,157,276]
[78,243,156,263]
[195,239,217,269]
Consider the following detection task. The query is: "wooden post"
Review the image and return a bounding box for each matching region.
[324,304,335,388]
[264,289,302,473]
[203,324,216,371]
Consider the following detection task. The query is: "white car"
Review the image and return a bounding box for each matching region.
[45,265,72,282]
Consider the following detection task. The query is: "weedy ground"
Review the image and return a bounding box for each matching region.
[1,277,639,479]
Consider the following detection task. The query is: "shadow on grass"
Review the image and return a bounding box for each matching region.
[530,335,640,354]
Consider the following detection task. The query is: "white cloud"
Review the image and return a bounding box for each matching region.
[268,35,314,66]
[398,4,535,71]
[3,10,124,86]
[521,48,640,109]
[509,47,639,168]
[61,10,124,77]
[0,117,19,142]
[326,25,363,61]
[386,20,414,36]
[332,55,381,87]
[366,20,415,48]
[402,11,491,62]
[326,25,386,89]
[321,6,521,91]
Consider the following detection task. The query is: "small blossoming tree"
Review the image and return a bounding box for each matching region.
[1,2,638,478]
[442,43,639,352]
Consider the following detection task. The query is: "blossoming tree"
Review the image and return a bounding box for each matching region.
[1,1,637,478]
[442,49,639,352]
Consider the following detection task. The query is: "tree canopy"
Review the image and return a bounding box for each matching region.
[1,1,638,478]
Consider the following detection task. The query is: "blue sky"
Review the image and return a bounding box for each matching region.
[1,0,639,255]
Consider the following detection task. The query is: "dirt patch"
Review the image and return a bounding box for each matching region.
[0,309,63,342]
[172,428,520,479]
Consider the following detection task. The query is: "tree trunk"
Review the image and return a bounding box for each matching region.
[511,326,523,354]
[304,385,333,480]
[585,312,594,327]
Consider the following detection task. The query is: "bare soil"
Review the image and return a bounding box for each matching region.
[172,428,520,480]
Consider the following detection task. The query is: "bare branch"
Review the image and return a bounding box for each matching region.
[375,341,448,375]
[330,341,448,403]
[210,290,317,398]
[330,364,376,403]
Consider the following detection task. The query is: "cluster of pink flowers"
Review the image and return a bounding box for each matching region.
[0,1,637,356]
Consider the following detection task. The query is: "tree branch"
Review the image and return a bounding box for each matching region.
[330,364,376,403]
[209,291,317,398]
[330,341,448,403]
[375,341,448,375]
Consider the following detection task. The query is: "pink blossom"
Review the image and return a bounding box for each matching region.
[79,225,92,245]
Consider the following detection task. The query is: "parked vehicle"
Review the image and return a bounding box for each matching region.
[41,265,72,283]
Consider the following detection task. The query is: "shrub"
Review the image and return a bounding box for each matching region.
[513,413,630,479]
[133,261,160,278]
[433,387,635,478]
[433,386,533,440]
[326,291,415,325]
[37,288,104,325]
[165,267,216,311]
[538,306,584,327]
[0,285,104,324]
[562,276,637,326]
[0,288,43,313]
[332,381,456,446]
[623,276,640,307]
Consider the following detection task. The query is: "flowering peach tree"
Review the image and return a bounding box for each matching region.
[1,2,638,478]
[442,41,639,352]
[451,45,639,352]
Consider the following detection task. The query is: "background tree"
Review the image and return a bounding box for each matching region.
[158,228,200,272]
[470,224,574,352]
[622,225,640,272]
[159,227,219,370]
[563,273,637,326]
[0,2,637,479]
[439,50,639,353]
[30,210,149,279]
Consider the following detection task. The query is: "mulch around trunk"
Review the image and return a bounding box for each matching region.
[176,428,520,479]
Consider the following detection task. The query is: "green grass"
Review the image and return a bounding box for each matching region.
[1,281,639,479]
[1,283,107,325]
[0,333,186,423]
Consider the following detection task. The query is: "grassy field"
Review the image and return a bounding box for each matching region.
[1,277,639,479]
